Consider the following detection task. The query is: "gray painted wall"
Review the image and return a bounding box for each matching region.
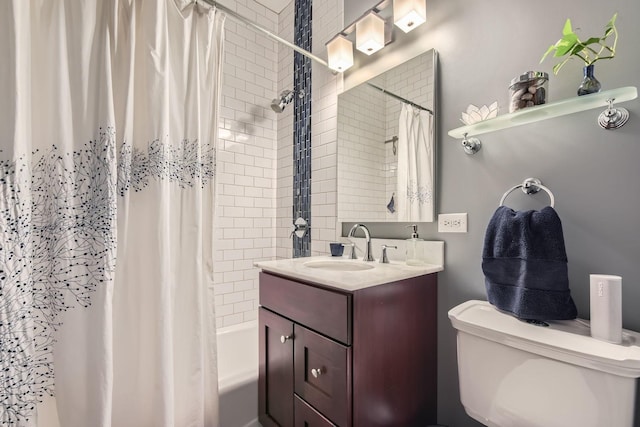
[342,0,640,426]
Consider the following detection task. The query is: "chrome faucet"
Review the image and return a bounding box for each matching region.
[347,223,374,262]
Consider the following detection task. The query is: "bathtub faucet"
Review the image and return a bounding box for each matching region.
[347,223,374,262]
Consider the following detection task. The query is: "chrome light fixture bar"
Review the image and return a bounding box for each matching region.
[325,0,427,72]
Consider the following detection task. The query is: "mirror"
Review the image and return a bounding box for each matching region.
[337,49,438,223]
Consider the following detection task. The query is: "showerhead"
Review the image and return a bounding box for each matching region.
[270,89,304,113]
[270,90,294,113]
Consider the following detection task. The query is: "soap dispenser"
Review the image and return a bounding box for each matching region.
[405,224,425,266]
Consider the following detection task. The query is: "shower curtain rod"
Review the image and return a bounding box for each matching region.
[367,83,434,115]
[199,0,329,68]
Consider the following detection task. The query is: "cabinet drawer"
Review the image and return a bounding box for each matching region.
[294,395,337,427]
[260,272,351,344]
[294,325,351,427]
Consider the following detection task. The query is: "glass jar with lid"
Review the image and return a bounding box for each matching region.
[509,71,548,113]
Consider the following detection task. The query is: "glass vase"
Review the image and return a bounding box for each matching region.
[577,64,601,96]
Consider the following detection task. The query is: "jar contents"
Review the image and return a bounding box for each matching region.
[509,71,548,113]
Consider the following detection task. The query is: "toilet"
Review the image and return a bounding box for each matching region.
[448,300,640,427]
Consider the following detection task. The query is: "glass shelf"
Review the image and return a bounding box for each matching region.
[448,86,638,139]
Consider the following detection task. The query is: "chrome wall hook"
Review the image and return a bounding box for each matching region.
[461,133,482,155]
[598,98,630,130]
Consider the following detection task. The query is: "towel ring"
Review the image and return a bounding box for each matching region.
[499,178,555,208]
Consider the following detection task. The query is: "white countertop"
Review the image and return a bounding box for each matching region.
[255,255,443,291]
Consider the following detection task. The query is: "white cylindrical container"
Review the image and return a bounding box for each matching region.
[589,274,622,344]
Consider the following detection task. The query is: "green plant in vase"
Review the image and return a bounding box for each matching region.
[540,13,618,95]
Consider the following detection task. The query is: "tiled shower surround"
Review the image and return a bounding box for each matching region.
[213,0,342,328]
[213,1,279,328]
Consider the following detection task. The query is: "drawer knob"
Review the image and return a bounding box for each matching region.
[311,368,324,378]
[280,335,292,344]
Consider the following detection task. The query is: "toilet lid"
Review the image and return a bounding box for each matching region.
[449,300,640,378]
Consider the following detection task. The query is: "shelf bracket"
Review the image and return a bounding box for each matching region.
[598,98,630,130]
[462,133,482,155]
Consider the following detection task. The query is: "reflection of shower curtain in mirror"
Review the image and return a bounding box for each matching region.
[396,104,434,222]
[0,1,222,425]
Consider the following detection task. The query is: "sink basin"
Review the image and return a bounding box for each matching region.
[303,260,375,271]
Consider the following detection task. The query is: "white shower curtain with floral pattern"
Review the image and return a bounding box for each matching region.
[0,1,223,426]
[396,103,434,222]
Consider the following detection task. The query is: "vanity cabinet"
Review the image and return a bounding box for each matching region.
[258,270,437,427]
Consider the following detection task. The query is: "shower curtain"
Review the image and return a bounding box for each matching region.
[0,1,223,426]
[396,103,434,222]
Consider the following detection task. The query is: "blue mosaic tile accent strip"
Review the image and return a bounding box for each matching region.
[293,0,312,257]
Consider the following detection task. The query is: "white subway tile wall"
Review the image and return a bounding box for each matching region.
[310,0,342,255]
[275,1,295,260]
[213,0,278,328]
[276,0,343,258]
[213,0,343,329]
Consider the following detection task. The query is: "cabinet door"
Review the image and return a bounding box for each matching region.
[294,395,338,427]
[259,308,294,427]
[294,325,351,427]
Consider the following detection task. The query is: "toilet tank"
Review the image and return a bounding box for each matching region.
[448,300,640,427]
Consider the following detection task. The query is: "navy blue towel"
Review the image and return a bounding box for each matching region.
[482,206,577,321]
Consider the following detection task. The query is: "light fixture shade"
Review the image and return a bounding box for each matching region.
[356,11,385,55]
[393,0,426,33]
[326,35,354,72]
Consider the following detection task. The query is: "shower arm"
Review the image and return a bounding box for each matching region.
[199,0,330,69]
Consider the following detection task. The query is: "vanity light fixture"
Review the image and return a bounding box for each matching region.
[356,11,386,55]
[326,35,354,72]
[325,0,427,73]
[393,0,427,33]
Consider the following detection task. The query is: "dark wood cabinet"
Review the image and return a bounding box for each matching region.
[258,270,437,427]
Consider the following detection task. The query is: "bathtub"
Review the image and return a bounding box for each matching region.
[217,320,261,427]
